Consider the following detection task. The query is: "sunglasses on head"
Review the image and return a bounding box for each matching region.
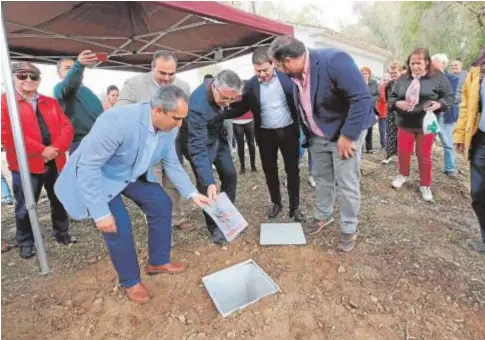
[15,73,40,81]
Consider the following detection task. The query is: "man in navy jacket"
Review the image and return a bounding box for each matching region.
[179,70,244,244]
[432,53,460,176]
[269,36,375,252]
[229,47,305,222]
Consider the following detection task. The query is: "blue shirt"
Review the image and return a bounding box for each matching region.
[132,108,160,181]
[479,77,485,133]
[259,73,294,129]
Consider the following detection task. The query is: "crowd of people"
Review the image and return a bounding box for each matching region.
[1,37,484,304]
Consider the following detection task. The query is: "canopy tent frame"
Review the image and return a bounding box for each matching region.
[1,1,293,274]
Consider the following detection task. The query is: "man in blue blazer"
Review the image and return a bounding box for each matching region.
[55,86,210,304]
[269,36,375,252]
[230,47,305,222]
[179,70,244,245]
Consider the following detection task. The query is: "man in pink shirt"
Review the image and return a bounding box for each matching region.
[269,36,375,252]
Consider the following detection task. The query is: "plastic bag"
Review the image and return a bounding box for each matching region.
[422,110,440,135]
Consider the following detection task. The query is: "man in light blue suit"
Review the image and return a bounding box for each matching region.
[55,85,210,304]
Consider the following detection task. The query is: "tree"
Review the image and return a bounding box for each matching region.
[340,1,485,67]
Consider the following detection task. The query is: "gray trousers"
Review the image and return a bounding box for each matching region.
[309,130,366,234]
[224,119,235,150]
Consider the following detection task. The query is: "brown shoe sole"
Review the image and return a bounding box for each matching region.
[145,267,186,276]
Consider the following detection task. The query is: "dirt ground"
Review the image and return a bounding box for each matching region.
[1,137,485,340]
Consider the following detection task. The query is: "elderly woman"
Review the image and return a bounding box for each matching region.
[361,67,380,153]
[382,62,402,164]
[388,48,454,201]
[454,45,485,253]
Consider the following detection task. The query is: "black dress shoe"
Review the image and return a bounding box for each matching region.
[19,245,36,259]
[54,233,78,245]
[289,209,306,222]
[211,228,228,245]
[268,204,283,219]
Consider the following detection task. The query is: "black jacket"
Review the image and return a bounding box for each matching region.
[229,70,299,143]
[388,71,454,130]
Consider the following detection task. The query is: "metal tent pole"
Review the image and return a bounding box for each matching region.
[0,8,50,275]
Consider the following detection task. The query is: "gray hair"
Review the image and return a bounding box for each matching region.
[431,53,449,68]
[213,69,243,93]
[150,85,187,112]
[252,47,271,65]
[268,35,306,62]
[151,50,178,68]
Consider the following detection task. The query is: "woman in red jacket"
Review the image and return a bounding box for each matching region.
[1,62,76,259]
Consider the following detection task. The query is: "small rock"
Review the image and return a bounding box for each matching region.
[65,300,73,307]
[112,285,119,293]
[194,251,201,256]
[77,307,87,315]
[309,295,315,300]
[87,257,97,264]
[225,261,230,265]
[349,298,359,309]
[222,246,228,251]
[94,297,103,304]
[413,263,420,269]
[196,333,206,338]
[370,295,378,303]
[176,315,186,324]
[318,321,323,329]
[264,318,270,325]
[337,265,346,274]
[227,331,236,338]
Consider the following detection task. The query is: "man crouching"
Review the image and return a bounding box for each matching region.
[55,85,210,304]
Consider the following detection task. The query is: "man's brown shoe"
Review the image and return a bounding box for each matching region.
[303,217,335,235]
[125,283,151,304]
[145,262,186,275]
[176,221,194,231]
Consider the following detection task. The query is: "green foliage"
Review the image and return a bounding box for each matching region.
[341,1,485,68]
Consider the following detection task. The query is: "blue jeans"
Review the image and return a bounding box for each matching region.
[104,178,172,288]
[299,130,313,174]
[470,131,485,241]
[438,116,456,173]
[378,118,387,149]
[1,174,13,200]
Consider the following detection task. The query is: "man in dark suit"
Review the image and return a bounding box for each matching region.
[179,70,244,245]
[231,47,304,222]
[269,36,375,252]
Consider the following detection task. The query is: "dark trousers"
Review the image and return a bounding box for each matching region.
[104,179,172,288]
[233,121,256,170]
[12,161,69,246]
[378,118,387,149]
[69,141,81,155]
[365,126,374,151]
[258,124,300,210]
[181,139,237,230]
[470,130,485,242]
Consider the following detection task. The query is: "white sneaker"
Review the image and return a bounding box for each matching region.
[419,186,433,202]
[392,175,408,189]
[308,176,316,188]
[382,156,393,164]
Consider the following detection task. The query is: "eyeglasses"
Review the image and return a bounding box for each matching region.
[213,84,239,103]
[15,73,40,81]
